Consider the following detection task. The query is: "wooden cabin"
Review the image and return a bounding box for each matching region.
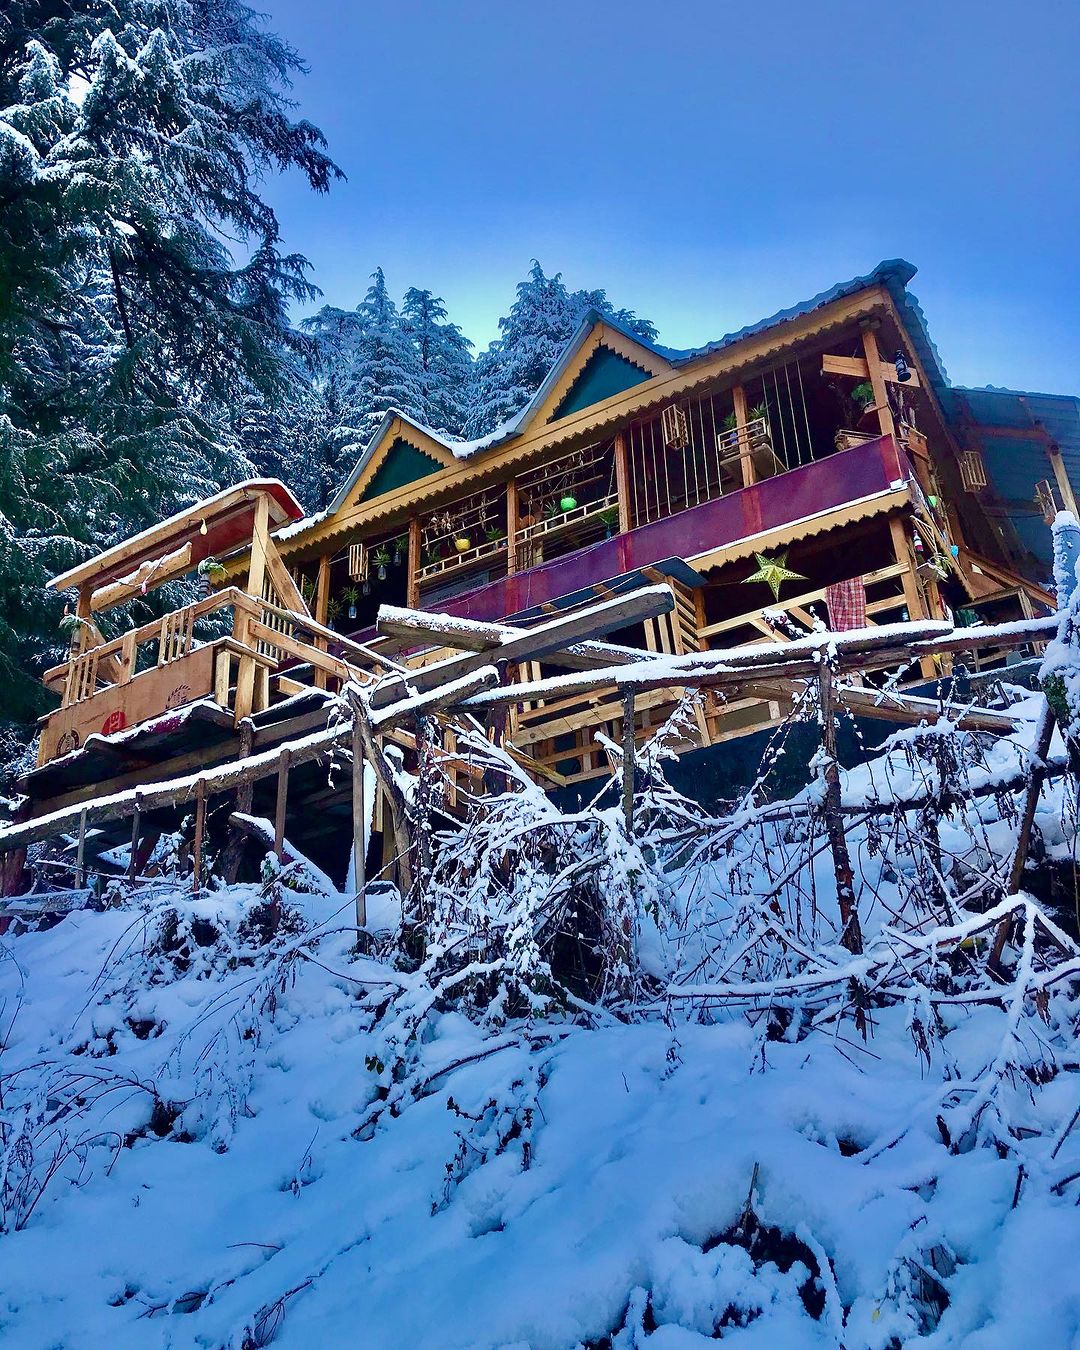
[9,259,1070,890]
[222,259,1059,784]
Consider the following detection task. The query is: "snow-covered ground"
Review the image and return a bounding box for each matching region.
[1,877,1077,1348]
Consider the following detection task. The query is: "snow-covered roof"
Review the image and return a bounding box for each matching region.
[321,259,946,523]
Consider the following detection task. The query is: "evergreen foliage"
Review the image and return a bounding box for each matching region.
[0,0,340,733]
[465,260,658,437]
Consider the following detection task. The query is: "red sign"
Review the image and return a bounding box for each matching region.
[101,709,128,736]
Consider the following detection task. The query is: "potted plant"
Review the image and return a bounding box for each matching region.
[747,404,770,440]
[326,597,342,629]
[851,382,875,416]
[559,493,577,512]
[485,525,506,549]
[341,585,359,620]
[598,507,619,539]
[543,500,561,521]
[198,556,228,589]
[373,546,391,581]
[453,532,472,553]
[392,535,408,567]
[720,411,739,449]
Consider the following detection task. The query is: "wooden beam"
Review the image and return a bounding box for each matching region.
[860,326,895,439]
[371,586,676,708]
[822,353,921,389]
[1049,449,1079,519]
[90,541,193,612]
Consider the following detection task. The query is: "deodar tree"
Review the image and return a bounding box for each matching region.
[0,0,341,737]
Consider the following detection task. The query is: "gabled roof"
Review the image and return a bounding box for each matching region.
[301,258,950,531]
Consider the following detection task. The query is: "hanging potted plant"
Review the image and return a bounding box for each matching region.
[453,531,472,553]
[392,534,408,567]
[373,546,391,581]
[598,507,619,539]
[851,382,875,418]
[341,585,359,620]
[559,492,577,512]
[198,556,228,590]
[325,597,342,629]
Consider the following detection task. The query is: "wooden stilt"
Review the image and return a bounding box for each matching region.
[127,807,141,883]
[75,809,87,889]
[352,719,367,928]
[817,662,862,955]
[622,692,636,833]
[274,749,290,862]
[192,782,206,891]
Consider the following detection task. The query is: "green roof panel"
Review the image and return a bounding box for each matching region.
[549,346,651,422]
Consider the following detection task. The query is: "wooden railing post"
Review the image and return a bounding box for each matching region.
[352,718,367,928]
[507,479,520,574]
[614,432,632,533]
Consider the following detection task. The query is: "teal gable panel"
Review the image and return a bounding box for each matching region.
[549,347,652,422]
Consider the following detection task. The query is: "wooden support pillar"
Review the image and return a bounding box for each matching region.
[507,479,520,574]
[235,495,270,724]
[622,691,636,833]
[274,748,290,862]
[352,719,367,928]
[127,808,141,883]
[75,808,87,888]
[222,721,254,885]
[614,431,632,532]
[192,782,206,891]
[1049,449,1079,519]
[889,516,936,680]
[860,324,895,439]
[315,553,331,627]
[407,516,422,608]
[817,662,862,956]
[732,384,754,488]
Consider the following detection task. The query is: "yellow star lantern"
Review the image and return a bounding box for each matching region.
[743,551,806,601]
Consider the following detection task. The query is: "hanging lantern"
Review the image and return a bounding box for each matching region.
[894,351,912,383]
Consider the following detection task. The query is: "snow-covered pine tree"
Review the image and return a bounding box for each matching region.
[0,0,340,757]
[301,269,426,486]
[401,288,473,437]
[465,261,658,437]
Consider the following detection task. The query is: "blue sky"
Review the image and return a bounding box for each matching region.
[261,0,1079,394]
